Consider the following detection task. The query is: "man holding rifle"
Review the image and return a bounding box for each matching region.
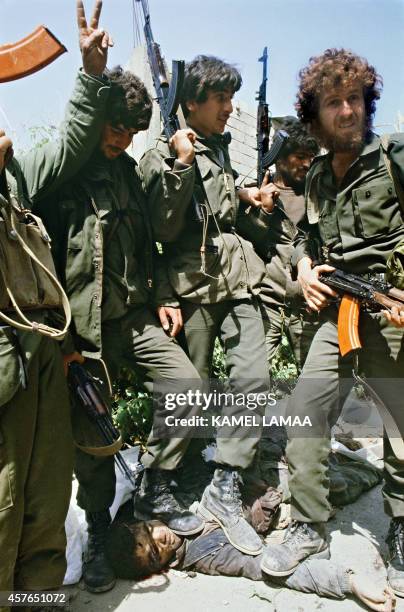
[238,117,320,371]
[141,55,271,558]
[261,48,404,597]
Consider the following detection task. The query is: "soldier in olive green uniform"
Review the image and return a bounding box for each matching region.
[262,49,404,598]
[237,118,320,372]
[36,33,206,596]
[140,55,271,557]
[0,2,113,604]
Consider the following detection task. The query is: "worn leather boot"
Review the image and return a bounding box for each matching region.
[387,517,404,597]
[197,466,263,556]
[83,510,116,593]
[133,468,204,535]
[261,520,329,576]
[175,455,215,507]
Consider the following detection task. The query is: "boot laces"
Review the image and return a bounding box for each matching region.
[286,522,313,552]
[148,476,182,513]
[222,471,243,514]
[388,519,404,563]
[87,514,109,556]
[156,486,182,512]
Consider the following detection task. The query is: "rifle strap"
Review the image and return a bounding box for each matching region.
[380,134,404,218]
[0,198,71,339]
[353,368,404,461]
[75,434,123,457]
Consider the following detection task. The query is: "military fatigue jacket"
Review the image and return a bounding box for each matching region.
[237,185,305,310]
[36,152,156,359]
[293,132,404,273]
[140,133,266,304]
[1,71,109,405]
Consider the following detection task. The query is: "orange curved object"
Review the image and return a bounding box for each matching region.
[338,295,362,357]
[0,26,66,83]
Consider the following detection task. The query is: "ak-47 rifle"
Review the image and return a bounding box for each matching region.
[0,26,66,83]
[135,0,204,221]
[69,362,143,492]
[255,48,289,187]
[319,269,404,356]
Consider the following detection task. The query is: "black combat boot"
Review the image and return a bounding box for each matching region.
[261,520,329,576]
[386,517,404,597]
[175,454,215,508]
[83,510,116,593]
[197,466,263,556]
[133,468,204,535]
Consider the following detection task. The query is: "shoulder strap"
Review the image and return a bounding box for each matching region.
[305,157,326,225]
[0,199,71,339]
[380,134,404,217]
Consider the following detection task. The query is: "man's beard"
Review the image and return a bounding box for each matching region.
[320,124,367,154]
[278,169,306,195]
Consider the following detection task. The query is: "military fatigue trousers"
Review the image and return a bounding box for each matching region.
[287,307,404,523]
[0,336,73,607]
[262,305,319,372]
[75,306,200,512]
[179,297,269,470]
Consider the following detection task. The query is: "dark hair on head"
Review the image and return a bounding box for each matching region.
[295,48,383,129]
[105,521,163,580]
[181,55,242,117]
[276,117,320,159]
[104,65,153,131]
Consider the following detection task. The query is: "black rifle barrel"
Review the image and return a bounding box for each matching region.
[256,46,269,186]
[136,0,205,222]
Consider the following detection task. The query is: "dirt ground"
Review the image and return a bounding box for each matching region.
[65,483,404,612]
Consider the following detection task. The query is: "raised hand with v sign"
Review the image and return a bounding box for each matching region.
[77,0,113,76]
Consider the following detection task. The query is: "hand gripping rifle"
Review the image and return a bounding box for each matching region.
[135,0,204,221]
[319,269,404,356]
[69,362,143,492]
[256,47,289,187]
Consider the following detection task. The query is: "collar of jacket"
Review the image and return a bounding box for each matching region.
[305,131,380,224]
[193,131,230,155]
[84,150,136,183]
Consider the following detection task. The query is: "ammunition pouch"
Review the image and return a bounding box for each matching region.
[0,193,71,339]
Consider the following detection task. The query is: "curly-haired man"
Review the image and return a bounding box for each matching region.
[261,48,404,598]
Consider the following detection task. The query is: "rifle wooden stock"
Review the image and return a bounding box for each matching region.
[0,26,66,83]
[373,291,404,311]
[338,295,362,357]
[387,286,404,302]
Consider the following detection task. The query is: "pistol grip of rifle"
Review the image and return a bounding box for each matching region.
[338,295,362,357]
